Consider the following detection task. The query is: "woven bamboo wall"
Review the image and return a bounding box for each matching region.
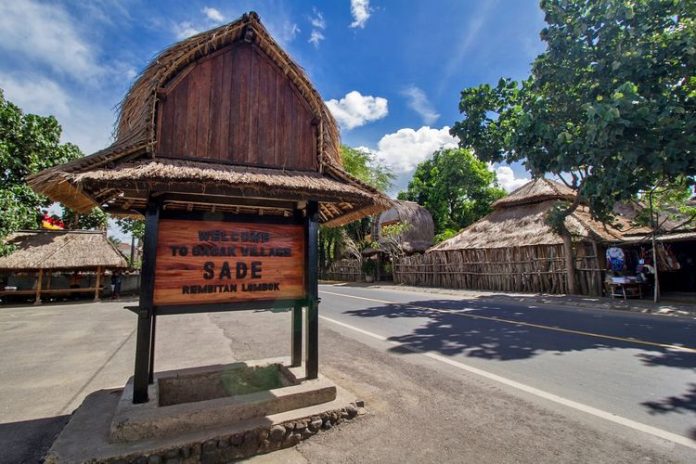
[393,243,603,295]
[321,259,362,282]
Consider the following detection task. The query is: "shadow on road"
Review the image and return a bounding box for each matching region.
[344,298,696,423]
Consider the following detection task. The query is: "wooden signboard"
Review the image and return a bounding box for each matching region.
[153,218,306,306]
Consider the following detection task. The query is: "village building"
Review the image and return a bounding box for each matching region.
[395,178,646,296]
[0,230,128,304]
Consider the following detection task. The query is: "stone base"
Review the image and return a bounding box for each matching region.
[45,359,365,464]
[111,359,337,442]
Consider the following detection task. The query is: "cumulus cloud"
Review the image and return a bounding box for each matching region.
[326,91,388,130]
[374,126,459,173]
[202,6,224,23]
[402,86,440,125]
[309,30,325,47]
[494,165,530,192]
[0,1,102,80]
[350,0,371,28]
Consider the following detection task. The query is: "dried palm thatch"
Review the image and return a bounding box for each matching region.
[374,201,434,253]
[431,178,644,252]
[0,230,128,271]
[26,12,389,227]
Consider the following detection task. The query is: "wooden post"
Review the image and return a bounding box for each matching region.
[133,198,160,403]
[34,269,43,305]
[94,266,102,301]
[562,233,577,295]
[305,201,319,379]
[591,241,602,297]
[291,303,303,367]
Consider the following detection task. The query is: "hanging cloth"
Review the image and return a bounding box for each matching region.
[606,247,625,272]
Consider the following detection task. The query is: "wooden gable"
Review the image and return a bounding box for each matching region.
[156,41,319,171]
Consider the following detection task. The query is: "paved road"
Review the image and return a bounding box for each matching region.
[318,284,696,444]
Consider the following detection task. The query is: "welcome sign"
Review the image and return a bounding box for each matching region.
[153,218,306,306]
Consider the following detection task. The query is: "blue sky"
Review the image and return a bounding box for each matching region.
[0,0,546,228]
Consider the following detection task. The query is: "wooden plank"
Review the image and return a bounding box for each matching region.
[209,49,232,160]
[194,59,213,157]
[246,46,260,165]
[153,218,306,306]
[34,269,43,305]
[183,72,199,156]
[231,44,252,164]
[94,266,101,301]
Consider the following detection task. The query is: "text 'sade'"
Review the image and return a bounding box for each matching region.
[153,219,306,306]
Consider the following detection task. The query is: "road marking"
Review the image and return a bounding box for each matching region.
[319,290,696,353]
[319,314,696,450]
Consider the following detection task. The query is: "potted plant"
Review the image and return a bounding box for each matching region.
[362,259,377,283]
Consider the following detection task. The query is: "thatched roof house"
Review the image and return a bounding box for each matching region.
[373,201,435,253]
[0,230,127,271]
[27,12,389,226]
[395,178,647,295]
[430,178,640,251]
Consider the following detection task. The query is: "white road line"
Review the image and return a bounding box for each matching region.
[319,314,696,451]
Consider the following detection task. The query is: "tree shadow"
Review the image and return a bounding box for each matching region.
[642,384,696,416]
[344,300,631,361]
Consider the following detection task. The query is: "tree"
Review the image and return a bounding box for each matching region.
[451,0,696,292]
[453,0,695,218]
[398,148,505,235]
[62,207,107,230]
[319,145,394,269]
[0,90,83,255]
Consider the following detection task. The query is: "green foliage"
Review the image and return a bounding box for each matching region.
[398,148,506,234]
[115,218,145,240]
[433,228,459,244]
[636,177,696,231]
[319,145,394,268]
[361,258,377,276]
[0,89,82,255]
[451,0,696,222]
[62,207,107,230]
[340,145,394,192]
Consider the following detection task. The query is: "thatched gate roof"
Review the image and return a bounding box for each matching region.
[430,178,642,252]
[27,12,389,226]
[374,201,434,253]
[0,230,128,271]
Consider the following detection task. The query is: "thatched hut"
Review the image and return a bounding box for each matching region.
[372,200,435,254]
[0,230,128,304]
[394,178,640,295]
[27,12,390,225]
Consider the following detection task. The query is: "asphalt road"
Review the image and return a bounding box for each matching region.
[317,284,696,445]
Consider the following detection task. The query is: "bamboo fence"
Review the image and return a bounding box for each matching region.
[321,259,362,282]
[393,243,603,295]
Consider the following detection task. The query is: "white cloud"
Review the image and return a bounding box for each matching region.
[309,30,325,47]
[173,21,201,40]
[325,91,388,130]
[308,9,327,47]
[310,10,326,29]
[0,73,115,154]
[0,1,102,80]
[350,0,371,28]
[374,126,459,173]
[402,86,440,125]
[494,165,530,192]
[202,6,224,23]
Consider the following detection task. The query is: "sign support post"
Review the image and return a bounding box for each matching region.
[133,198,160,403]
[305,201,319,379]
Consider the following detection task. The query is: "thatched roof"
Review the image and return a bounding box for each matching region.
[374,201,434,253]
[492,177,576,209]
[0,230,128,271]
[26,12,389,227]
[430,178,645,252]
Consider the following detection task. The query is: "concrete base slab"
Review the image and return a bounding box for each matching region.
[111,358,337,442]
[45,365,362,464]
